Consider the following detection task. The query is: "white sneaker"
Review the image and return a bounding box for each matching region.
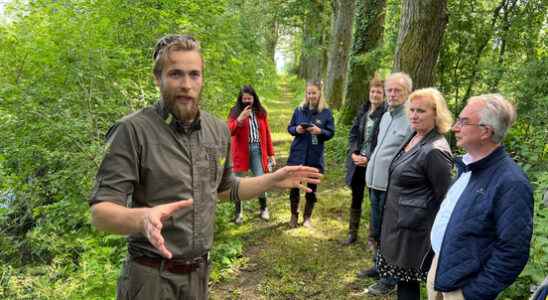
[260,208,270,220]
[234,213,243,225]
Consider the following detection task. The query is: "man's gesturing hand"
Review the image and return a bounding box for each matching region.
[270,165,322,192]
[143,199,193,259]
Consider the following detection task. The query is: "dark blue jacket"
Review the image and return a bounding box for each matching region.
[435,146,533,300]
[287,106,335,172]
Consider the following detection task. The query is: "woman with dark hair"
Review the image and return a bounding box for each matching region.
[228,85,276,224]
[286,80,335,228]
[343,74,386,245]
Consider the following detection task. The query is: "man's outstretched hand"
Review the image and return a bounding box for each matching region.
[270,165,322,192]
[143,199,193,259]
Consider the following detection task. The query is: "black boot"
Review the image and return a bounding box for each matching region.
[303,192,316,228]
[289,189,299,228]
[357,240,379,279]
[342,208,361,245]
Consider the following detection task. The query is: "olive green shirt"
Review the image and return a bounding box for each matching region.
[90,102,239,259]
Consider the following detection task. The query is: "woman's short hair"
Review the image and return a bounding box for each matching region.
[407,88,453,134]
[369,73,384,90]
[468,94,516,144]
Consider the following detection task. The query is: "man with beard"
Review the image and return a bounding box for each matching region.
[88,35,321,300]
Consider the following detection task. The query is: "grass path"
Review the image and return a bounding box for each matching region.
[209,78,393,300]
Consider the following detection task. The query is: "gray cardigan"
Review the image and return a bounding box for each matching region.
[365,105,411,191]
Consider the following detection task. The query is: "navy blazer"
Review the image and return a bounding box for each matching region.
[287,106,335,172]
[434,146,533,300]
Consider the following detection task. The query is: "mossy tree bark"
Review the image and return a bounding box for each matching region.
[393,0,448,89]
[297,0,329,81]
[324,0,355,109]
[340,0,387,125]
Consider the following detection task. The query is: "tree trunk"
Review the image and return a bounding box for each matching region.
[340,0,387,125]
[265,19,280,64]
[297,0,327,81]
[393,0,448,89]
[324,0,355,108]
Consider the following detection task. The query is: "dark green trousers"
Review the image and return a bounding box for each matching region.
[116,258,209,300]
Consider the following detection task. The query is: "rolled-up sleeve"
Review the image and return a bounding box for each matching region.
[89,121,140,206]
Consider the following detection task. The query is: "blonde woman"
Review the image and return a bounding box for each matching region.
[376,88,453,300]
[286,80,335,228]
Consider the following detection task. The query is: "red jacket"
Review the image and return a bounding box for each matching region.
[228,112,275,173]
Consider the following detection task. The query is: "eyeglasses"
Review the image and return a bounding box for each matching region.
[453,117,487,128]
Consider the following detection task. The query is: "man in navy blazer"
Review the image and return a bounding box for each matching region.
[428,94,534,300]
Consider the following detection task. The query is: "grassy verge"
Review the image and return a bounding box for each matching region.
[210,76,390,299]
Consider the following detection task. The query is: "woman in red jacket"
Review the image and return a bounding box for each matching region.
[228,85,276,224]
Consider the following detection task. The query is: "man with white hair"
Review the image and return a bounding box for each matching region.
[360,72,413,295]
[428,94,533,300]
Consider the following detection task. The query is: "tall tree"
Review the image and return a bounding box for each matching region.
[324,0,355,108]
[340,0,387,125]
[297,0,328,80]
[264,18,281,64]
[393,0,448,89]
[257,0,288,64]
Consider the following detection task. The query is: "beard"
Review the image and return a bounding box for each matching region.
[162,88,200,122]
[172,99,198,122]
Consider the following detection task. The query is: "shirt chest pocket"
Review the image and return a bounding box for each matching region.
[201,143,227,185]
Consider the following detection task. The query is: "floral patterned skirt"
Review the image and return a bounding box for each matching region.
[376,251,427,282]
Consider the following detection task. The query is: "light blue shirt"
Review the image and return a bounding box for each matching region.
[431,154,473,254]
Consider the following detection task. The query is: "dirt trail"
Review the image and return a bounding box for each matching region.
[209,80,387,299]
[209,81,297,300]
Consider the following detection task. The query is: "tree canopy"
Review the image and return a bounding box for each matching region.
[0,0,546,298]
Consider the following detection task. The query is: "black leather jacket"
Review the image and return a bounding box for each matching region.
[379,129,453,270]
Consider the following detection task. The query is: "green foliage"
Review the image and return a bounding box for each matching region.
[209,202,244,282]
[0,0,278,298]
[504,57,548,170]
[438,0,546,111]
[1,0,546,298]
[324,110,350,165]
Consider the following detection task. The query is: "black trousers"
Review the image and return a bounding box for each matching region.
[350,166,366,209]
[289,183,317,215]
[397,280,420,300]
